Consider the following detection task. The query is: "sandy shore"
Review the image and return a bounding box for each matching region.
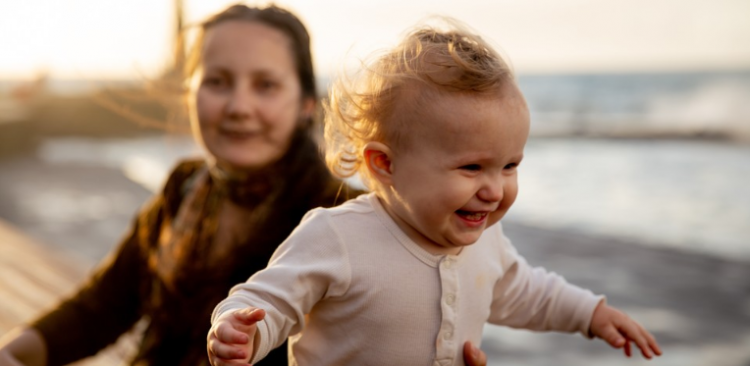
[0,153,748,366]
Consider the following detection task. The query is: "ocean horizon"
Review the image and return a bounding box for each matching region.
[2,69,749,140]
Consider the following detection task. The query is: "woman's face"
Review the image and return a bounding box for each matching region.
[190,20,313,171]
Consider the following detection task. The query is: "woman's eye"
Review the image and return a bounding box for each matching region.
[203,77,226,88]
[460,164,481,171]
[256,79,279,92]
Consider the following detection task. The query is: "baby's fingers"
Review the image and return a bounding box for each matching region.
[234,308,265,324]
[632,323,662,358]
[623,339,631,358]
[232,308,265,333]
[209,357,250,366]
[218,308,264,337]
[207,331,251,366]
[598,323,627,349]
[208,337,249,361]
[643,324,662,357]
[214,322,250,344]
[620,322,656,359]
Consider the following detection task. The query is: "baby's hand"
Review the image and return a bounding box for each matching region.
[207,307,265,366]
[590,301,662,359]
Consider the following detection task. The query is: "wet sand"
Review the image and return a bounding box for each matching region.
[0,154,748,366]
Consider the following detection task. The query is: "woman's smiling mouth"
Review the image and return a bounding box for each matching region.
[220,128,260,140]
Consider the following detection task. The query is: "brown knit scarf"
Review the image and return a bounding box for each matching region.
[150,128,321,292]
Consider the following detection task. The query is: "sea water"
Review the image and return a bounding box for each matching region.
[37,135,750,262]
[507,137,750,260]
[31,70,750,261]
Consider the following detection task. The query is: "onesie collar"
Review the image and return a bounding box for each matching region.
[367,193,455,268]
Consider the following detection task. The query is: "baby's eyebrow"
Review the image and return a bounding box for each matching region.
[448,154,493,165]
[449,152,525,166]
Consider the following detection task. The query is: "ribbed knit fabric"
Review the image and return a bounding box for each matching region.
[213,193,603,366]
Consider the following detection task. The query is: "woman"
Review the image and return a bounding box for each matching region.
[0,4,488,366]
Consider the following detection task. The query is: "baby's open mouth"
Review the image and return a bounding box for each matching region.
[456,210,487,221]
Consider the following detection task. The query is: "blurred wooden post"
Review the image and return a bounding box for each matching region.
[173,0,186,77]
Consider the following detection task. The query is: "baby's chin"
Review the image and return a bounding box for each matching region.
[444,233,484,249]
[484,217,503,228]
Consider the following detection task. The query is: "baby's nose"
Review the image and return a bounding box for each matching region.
[477,179,503,202]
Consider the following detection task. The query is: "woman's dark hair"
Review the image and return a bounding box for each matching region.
[94,4,317,133]
[185,4,317,103]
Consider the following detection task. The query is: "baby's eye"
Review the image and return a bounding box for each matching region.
[459,164,482,171]
[504,162,519,170]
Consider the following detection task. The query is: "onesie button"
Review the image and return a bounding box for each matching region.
[446,294,455,306]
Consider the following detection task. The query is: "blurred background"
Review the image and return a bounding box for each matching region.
[1,0,748,365]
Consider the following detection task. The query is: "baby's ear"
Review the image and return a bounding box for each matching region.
[363,141,393,186]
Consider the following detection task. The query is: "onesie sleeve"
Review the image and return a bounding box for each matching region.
[211,208,352,363]
[486,225,604,337]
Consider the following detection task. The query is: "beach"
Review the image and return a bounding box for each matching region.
[1,136,749,366]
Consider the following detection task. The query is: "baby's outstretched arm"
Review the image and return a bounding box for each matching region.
[590,301,662,359]
[207,307,265,366]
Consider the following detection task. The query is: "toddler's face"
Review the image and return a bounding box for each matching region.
[384,87,529,255]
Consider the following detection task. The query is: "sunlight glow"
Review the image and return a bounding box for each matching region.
[1,0,748,79]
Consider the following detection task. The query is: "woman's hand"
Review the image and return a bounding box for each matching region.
[463,341,488,366]
[590,301,662,359]
[207,308,265,366]
[0,327,47,366]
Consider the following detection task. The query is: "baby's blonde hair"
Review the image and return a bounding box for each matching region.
[324,17,515,190]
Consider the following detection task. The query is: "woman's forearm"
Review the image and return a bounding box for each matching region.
[0,327,47,366]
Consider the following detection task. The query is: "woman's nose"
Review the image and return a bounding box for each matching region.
[477,176,503,203]
[226,86,255,119]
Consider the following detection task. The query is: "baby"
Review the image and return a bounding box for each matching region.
[208,19,662,366]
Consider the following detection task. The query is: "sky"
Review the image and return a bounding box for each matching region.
[1,0,749,80]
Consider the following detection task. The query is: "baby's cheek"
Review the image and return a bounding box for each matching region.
[487,210,505,226]
[500,187,519,212]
